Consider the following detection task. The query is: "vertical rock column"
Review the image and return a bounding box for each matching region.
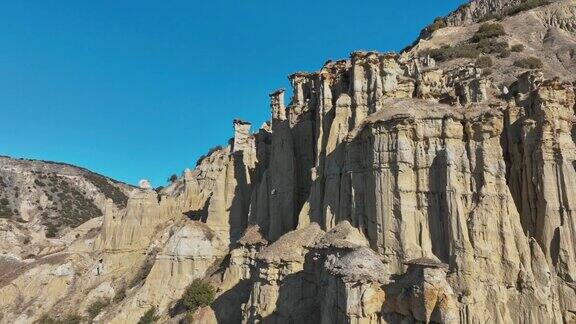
[321,94,352,229]
[267,89,296,241]
[526,80,576,278]
[227,120,255,243]
[351,52,379,126]
[287,74,316,223]
[233,120,254,156]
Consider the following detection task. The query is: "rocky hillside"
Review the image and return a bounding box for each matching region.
[0,157,135,260]
[1,0,576,323]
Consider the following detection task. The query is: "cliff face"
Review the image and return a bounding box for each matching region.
[1,0,576,323]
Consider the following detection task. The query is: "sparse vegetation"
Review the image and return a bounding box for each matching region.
[137,306,159,324]
[457,3,471,11]
[476,38,509,54]
[36,313,83,324]
[180,279,215,313]
[422,22,511,64]
[476,56,493,68]
[41,176,103,232]
[84,173,128,208]
[506,0,551,16]
[430,18,447,31]
[424,44,480,62]
[499,48,511,58]
[45,224,58,238]
[168,174,178,183]
[87,298,110,319]
[514,57,543,69]
[420,17,448,38]
[62,314,83,324]
[207,145,223,157]
[114,286,127,302]
[482,68,493,76]
[2,169,127,232]
[471,23,506,42]
[0,196,12,218]
[511,44,525,52]
[479,0,550,21]
[479,12,504,22]
[36,314,57,324]
[196,145,224,166]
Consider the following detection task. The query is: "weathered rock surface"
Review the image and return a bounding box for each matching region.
[1,0,576,323]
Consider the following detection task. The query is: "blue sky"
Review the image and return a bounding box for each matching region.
[0,0,463,186]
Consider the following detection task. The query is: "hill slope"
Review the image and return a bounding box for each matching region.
[1,0,575,323]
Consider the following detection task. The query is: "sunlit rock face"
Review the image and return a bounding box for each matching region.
[1,0,576,323]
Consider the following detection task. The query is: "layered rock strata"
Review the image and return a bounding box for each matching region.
[1,0,576,323]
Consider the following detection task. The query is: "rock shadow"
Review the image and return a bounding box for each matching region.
[211,278,253,324]
[260,270,320,324]
[183,197,210,223]
[427,152,450,264]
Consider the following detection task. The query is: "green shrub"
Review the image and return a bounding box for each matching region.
[471,23,506,42]
[114,286,127,302]
[499,48,511,58]
[167,174,178,183]
[45,224,58,238]
[429,18,447,31]
[87,298,110,319]
[196,145,224,166]
[418,17,448,39]
[514,57,543,69]
[137,306,159,324]
[476,39,509,54]
[0,206,13,218]
[424,37,510,63]
[0,198,8,205]
[476,56,493,68]
[511,44,525,52]
[195,155,207,166]
[36,313,83,324]
[60,192,101,227]
[62,314,83,324]
[206,145,223,156]
[450,44,482,59]
[424,44,480,62]
[180,279,215,312]
[36,314,56,324]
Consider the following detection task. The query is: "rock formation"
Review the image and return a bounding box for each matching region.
[1,0,576,323]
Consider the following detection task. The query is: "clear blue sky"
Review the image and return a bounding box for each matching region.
[0,0,463,186]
